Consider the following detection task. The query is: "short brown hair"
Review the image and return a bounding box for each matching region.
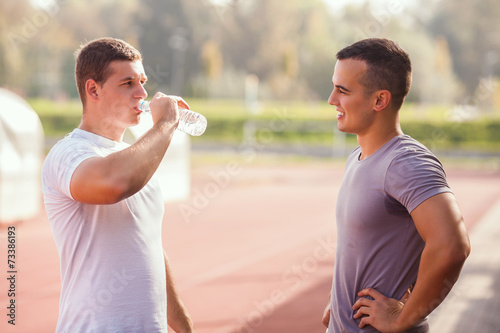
[74,37,142,105]
[336,38,412,111]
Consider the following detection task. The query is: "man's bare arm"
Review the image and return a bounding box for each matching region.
[396,192,470,327]
[164,251,194,333]
[70,94,186,204]
[353,192,470,332]
[322,291,331,328]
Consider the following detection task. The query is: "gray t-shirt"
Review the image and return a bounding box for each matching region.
[328,135,452,333]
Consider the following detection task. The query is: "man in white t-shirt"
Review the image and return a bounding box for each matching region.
[42,37,194,332]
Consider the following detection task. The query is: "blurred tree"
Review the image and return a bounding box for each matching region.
[400,32,460,105]
[0,0,35,94]
[135,0,216,96]
[296,2,339,100]
[428,0,500,94]
[328,1,460,105]
[0,0,145,99]
[201,39,223,79]
[3,0,495,106]
[431,36,459,103]
[217,0,336,99]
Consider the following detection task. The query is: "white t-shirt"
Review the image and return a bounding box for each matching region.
[42,129,167,333]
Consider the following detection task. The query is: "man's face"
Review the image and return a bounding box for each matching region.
[98,59,148,129]
[328,59,377,135]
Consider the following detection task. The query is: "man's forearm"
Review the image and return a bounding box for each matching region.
[164,251,194,333]
[124,122,174,189]
[69,120,176,204]
[395,243,467,330]
[106,121,175,201]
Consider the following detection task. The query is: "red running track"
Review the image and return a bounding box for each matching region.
[0,161,499,333]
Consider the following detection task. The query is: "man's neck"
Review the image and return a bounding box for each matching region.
[357,125,403,160]
[79,111,125,142]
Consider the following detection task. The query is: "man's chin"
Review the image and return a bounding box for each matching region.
[336,125,350,134]
[130,115,142,126]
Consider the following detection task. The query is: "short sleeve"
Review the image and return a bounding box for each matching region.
[41,138,100,200]
[384,148,452,213]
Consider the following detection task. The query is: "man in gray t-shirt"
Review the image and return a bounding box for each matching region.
[322,39,471,332]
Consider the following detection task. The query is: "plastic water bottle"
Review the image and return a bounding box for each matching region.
[139,100,207,136]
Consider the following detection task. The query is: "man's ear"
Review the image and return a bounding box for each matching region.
[85,79,100,102]
[373,90,391,112]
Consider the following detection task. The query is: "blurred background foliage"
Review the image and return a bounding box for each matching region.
[1,0,499,103]
[1,0,500,155]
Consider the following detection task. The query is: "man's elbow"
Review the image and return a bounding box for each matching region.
[74,181,132,205]
[103,172,148,203]
[447,215,471,268]
[105,187,129,204]
[459,237,471,263]
[446,235,471,270]
[106,181,137,204]
[457,220,471,262]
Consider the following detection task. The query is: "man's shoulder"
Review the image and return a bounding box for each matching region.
[347,136,436,171]
[385,135,441,167]
[390,135,432,156]
[384,136,450,212]
[47,130,100,158]
[42,129,101,181]
[42,130,103,200]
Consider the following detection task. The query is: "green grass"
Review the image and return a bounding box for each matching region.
[29,98,500,154]
[28,98,338,120]
[28,98,500,121]
[29,98,82,116]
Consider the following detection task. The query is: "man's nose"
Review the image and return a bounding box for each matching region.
[136,84,148,100]
[328,90,338,106]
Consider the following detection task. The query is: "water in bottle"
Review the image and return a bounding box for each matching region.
[139,100,207,136]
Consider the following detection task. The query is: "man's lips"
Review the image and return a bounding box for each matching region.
[337,110,345,119]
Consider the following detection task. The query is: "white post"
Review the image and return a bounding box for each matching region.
[0,89,44,223]
[127,112,190,202]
